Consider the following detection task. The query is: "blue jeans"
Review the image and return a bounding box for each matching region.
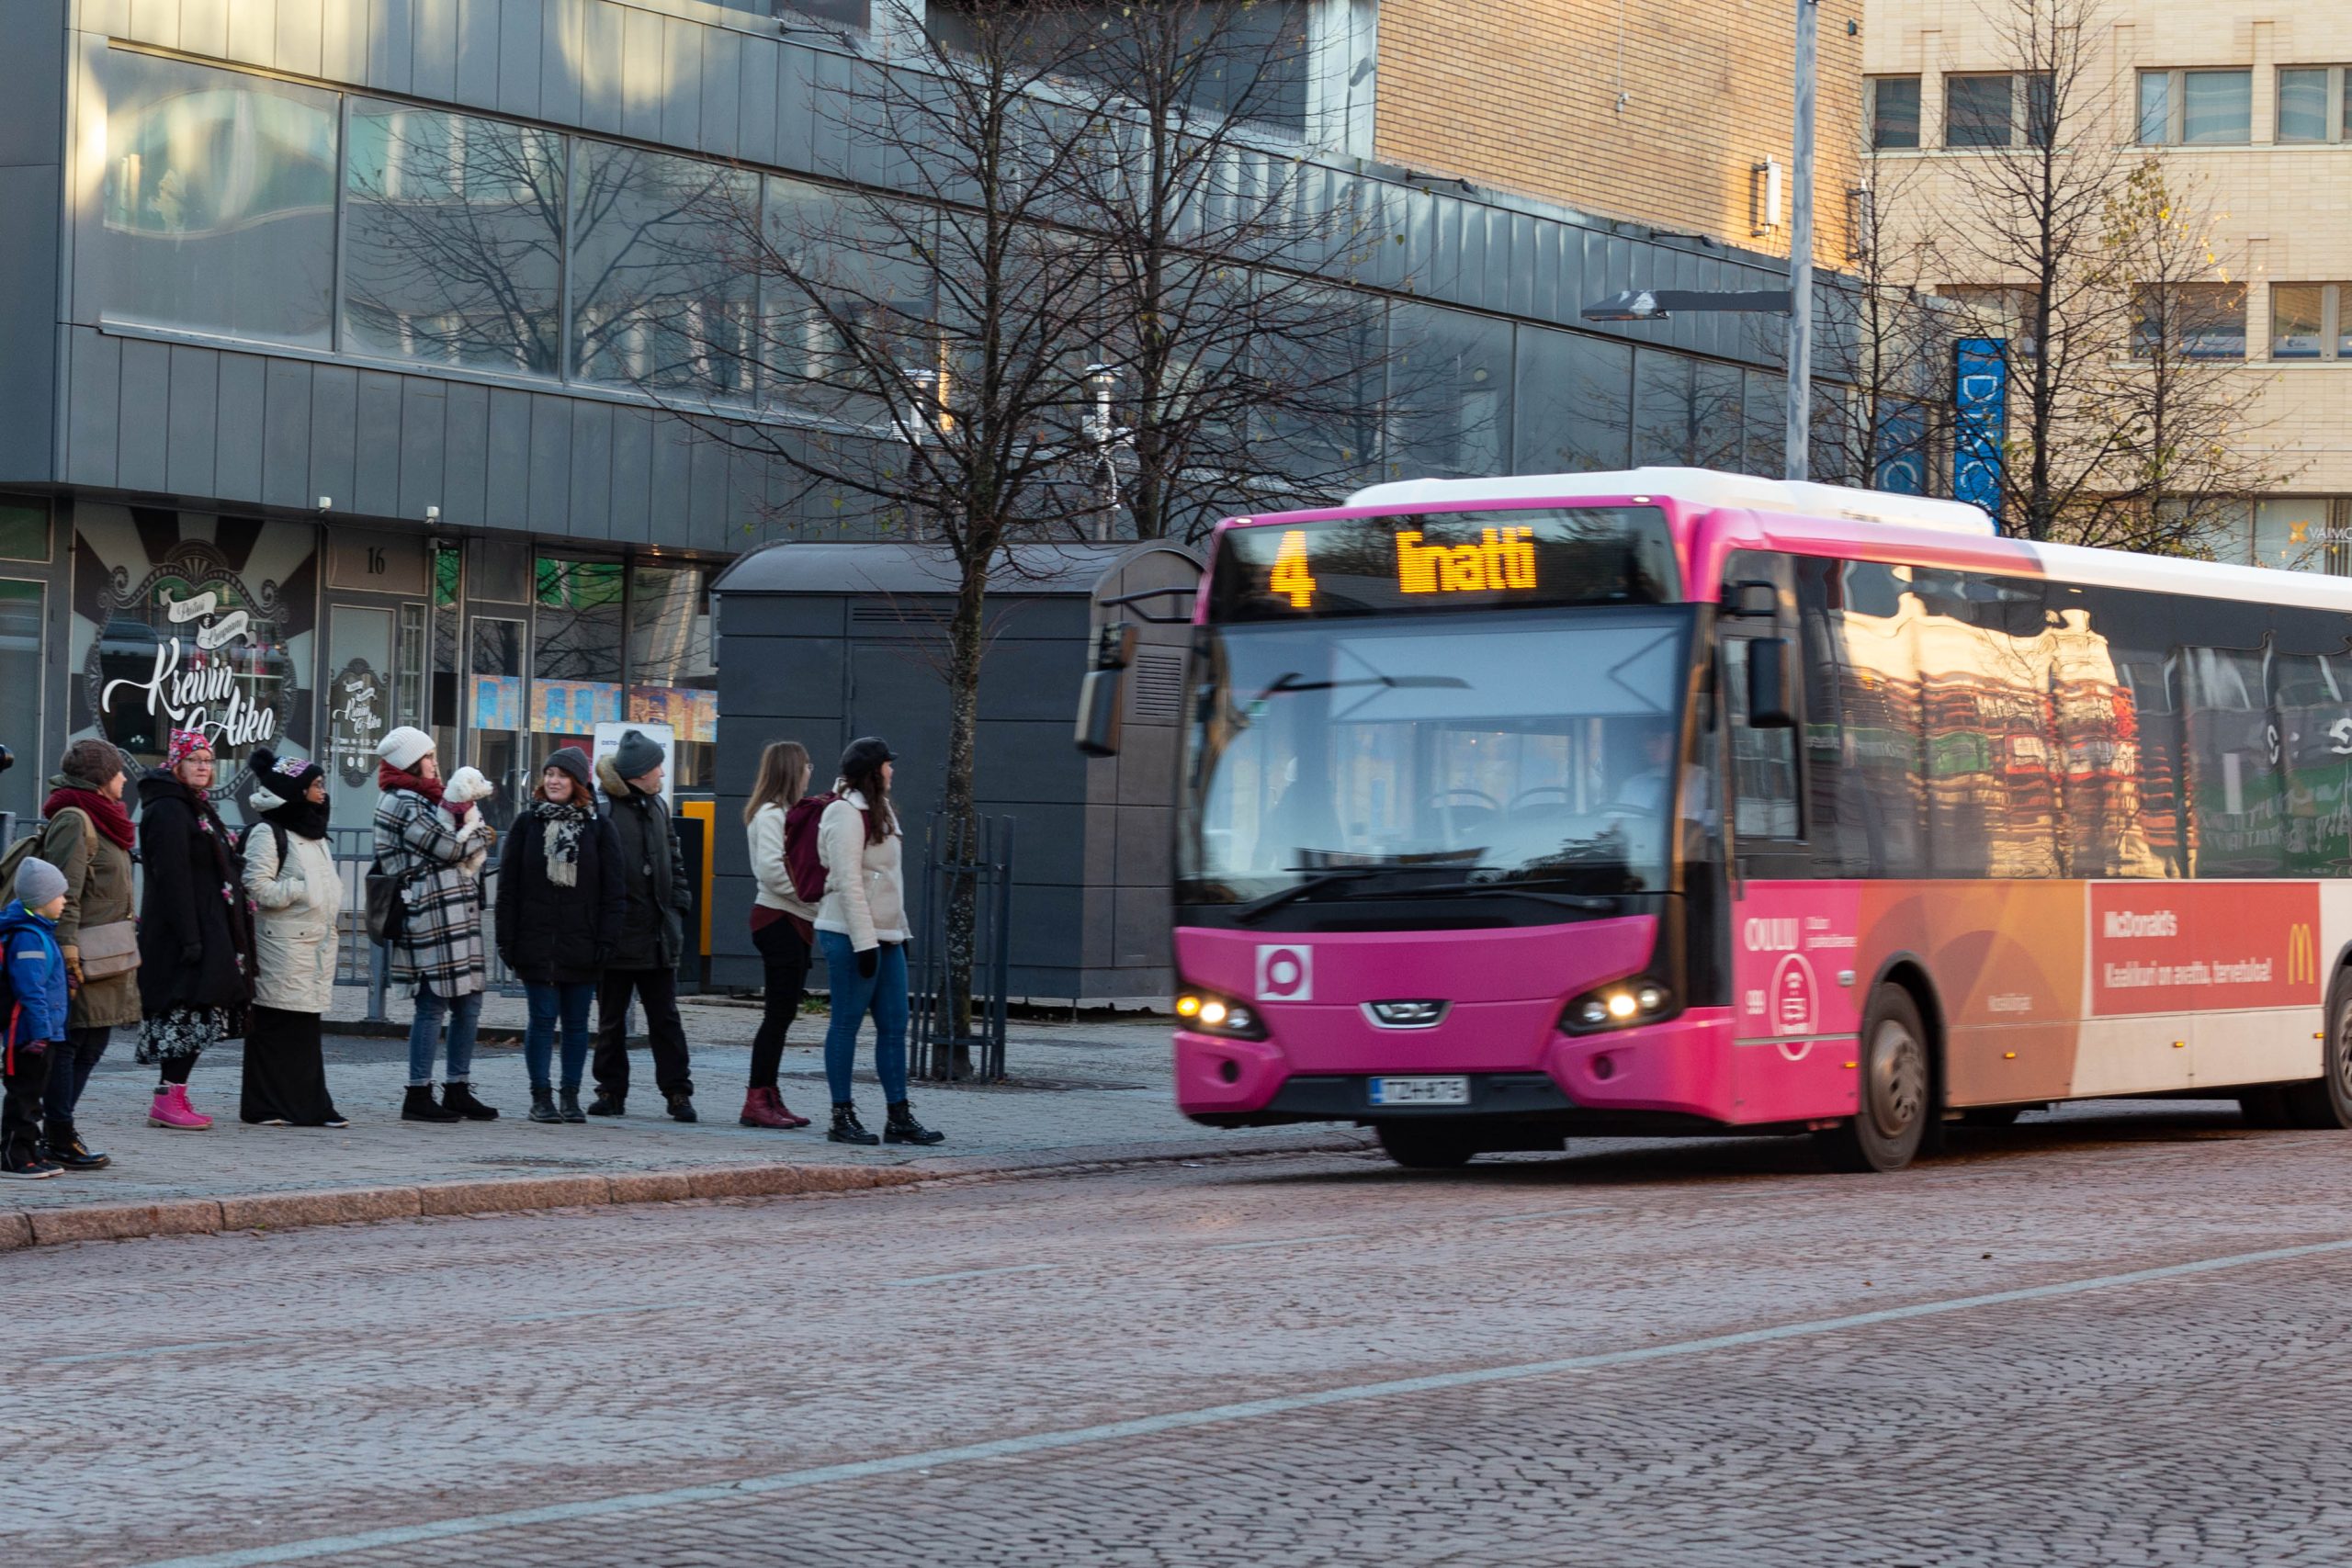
[818,931,909,1107]
[407,984,483,1088]
[523,982,596,1092]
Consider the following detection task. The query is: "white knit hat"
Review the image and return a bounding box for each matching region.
[376,726,435,772]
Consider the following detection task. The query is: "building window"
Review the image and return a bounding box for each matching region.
[1945,73,2051,149]
[1868,76,1921,149]
[2254,498,2333,571]
[80,49,339,348]
[344,104,566,376]
[1512,328,1631,474]
[2139,68,2252,145]
[2278,67,2349,143]
[2271,284,2352,360]
[628,564,718,792]
[569,144,760,399]
[1385,305,1511,481]
[531,558,627,767]
[2132,283,2246,360]
[1939,286,2041,359]
[925,0,1312,130]
[0,581,40,822]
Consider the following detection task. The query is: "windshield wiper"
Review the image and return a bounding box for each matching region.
[1374,880,1624,913]
[1228,867,1383,923]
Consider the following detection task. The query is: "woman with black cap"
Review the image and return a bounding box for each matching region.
[497,745,624,1123]
[814,736,942,1146]
[239,749,347,1127]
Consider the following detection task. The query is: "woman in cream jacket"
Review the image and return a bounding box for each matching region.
[239,750,345,1127]
[812,737,940,1147]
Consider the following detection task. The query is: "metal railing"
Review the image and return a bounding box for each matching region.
[908,811,1014,1083]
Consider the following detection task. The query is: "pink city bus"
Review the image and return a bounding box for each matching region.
[1080,468,2352,1172]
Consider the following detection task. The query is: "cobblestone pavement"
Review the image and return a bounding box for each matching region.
[6,1010,1283,1212]
[11,1100,2352,1566]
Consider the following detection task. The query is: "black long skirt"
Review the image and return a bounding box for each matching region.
[240,1006,341,1126]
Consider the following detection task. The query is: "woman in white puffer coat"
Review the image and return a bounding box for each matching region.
[813,736,941,1148]
[239,750,345,1127]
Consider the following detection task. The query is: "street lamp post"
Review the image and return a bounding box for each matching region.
[1785,0,1819,482]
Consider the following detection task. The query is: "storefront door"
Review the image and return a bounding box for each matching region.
[322,529,432,837]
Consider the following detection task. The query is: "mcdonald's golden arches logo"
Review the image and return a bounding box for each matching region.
[2289,921,2318,986]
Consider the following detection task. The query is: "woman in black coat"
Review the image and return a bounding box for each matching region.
[135,730,258,1131]
[495,746,623,1123]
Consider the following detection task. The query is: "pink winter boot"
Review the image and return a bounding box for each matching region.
[148,1083,212,1130]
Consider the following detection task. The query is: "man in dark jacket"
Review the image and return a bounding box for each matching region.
[587,730,698,1122]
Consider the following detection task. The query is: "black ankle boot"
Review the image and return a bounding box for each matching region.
[43,1120,110,1170]
[528,1088,560,1124]
[666,1091,698,1124]
[586,1089,626,1117]
[828,1103,879,1145]
[884,1100,944,1145]
[442,1081,499,1122]
[401,1085,460,1123]
[559,1089,587,1123]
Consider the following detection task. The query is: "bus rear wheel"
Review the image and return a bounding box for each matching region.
[1815,987,1931,1174]
[1376,1123,1478,1170]
[2283,976,2352,1130]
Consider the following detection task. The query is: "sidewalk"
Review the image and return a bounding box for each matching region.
[2,997,1364,1247]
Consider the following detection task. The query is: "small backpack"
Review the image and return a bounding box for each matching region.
[782,793,838,905]
[237,818,290,873]
[0,807,96,897]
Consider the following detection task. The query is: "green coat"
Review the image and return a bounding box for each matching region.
[40,795,142,1030]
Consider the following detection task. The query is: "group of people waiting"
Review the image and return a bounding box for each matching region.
[0,725,938,1181]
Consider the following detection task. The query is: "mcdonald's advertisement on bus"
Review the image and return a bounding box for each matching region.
[2088,882,2321,1017]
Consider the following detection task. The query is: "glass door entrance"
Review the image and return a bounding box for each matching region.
[323,601,426,834]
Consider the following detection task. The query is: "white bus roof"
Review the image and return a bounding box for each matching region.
[1345,467,2000,536]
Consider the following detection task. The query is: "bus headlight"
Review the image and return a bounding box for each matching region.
[1562,979,1672,1034]
[1176,987,1267,1041]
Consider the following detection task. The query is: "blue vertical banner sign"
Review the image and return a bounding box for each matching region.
[1871,400,1928,495]
[1952,337,2008,530]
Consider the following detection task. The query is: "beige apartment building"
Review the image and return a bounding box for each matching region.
[1866,0,2352,566]
[1376,0,1866,270]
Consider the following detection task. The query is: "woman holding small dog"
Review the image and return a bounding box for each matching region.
[372,726,498,1123]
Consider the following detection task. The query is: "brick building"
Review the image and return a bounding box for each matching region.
[1376,0,1866,270]
[1865,0,2352,566]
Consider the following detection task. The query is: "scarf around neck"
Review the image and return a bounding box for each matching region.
[533,799,593,888]
[259,795,334,843]
[378,760,445,807]
[45,776,136,851]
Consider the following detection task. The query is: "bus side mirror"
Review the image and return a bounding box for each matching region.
[1076,623,1139,759]
[1746,637,1797,729]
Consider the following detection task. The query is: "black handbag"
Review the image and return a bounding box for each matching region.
[364,859,417,944]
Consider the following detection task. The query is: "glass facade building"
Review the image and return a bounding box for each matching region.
[0,1,1831,906]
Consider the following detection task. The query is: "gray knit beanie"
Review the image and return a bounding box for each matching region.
[17,855,66,908]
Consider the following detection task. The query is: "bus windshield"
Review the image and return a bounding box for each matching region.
[1178,606,1699,905]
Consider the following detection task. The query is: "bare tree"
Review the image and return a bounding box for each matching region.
[2070,160,2299,554]
[1907,0,2295,548]
[1046,0,1395,541]
[1816,153,1962,495]
[1931,0,2135,539]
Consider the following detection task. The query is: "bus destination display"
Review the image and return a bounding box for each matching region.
[1209,507,1675,621]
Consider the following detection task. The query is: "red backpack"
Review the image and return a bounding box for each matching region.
[785,792,881,904]
[783,793,838,904]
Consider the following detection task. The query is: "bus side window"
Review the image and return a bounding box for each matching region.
[1726,639,1801,840]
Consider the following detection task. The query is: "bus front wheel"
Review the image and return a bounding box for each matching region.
[1815,987,1932,1174]
[2283,976,2352,1130]
[1376,1123,1478,1170]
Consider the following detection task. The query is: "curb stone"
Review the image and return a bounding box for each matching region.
[0,1131,1373,1249]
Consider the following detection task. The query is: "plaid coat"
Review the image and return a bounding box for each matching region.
[374,786,487,998]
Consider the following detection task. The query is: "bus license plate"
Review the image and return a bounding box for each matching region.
[1369,1076,1470,1107]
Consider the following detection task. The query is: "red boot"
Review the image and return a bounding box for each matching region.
[739,1086,810,1130]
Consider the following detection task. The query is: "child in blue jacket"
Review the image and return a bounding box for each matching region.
[1,857,73,1179]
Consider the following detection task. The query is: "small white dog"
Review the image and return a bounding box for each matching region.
[442,766,497,878]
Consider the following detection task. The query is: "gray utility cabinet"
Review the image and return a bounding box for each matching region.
[710,541,1201,1002]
